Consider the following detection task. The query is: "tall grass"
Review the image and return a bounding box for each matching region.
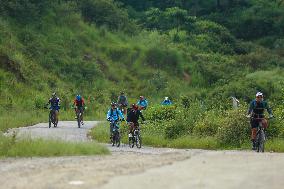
[91,123,219,150]
[0,134,109,158]
[91,122,284,152]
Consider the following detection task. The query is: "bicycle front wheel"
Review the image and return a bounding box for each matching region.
[136,134,142,148]
[257,130,265,153]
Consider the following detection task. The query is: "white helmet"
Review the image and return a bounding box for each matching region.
[256,92,263,97]
[165,97,169,100]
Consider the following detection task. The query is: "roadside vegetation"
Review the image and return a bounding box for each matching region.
[91,103,284,152]
[1,0,284,153]
[0,133,109,157]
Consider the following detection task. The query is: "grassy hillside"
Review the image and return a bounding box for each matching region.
[1,0,284,147]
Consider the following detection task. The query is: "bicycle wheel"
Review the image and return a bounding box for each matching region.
[48,113,52,128]
[112,134,115,146]
[257,130,265,153]
[116,131,120,147]
[129,134,134,148]
[77,112,81,128]
[136,134,142,148]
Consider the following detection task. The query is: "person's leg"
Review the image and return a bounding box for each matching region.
[129,122,134,137]
[251,119,258,150]
[80,107,84,123]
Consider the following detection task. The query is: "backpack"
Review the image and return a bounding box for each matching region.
[110,108,118,117]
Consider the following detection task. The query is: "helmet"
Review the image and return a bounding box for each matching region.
[256,92,263,97]
[165,97,169,100]
[120,91,125,95]
[52,92,56,97]
[76,95,82,101]
[139,96,144,99]
[111,102,117,107]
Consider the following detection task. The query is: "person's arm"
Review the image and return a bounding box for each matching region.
[247,101,254,115]
[106,110,111,120]
[125,96,128,106]
[58,98,61,109]
[265,101,273,116]
[118,109,125,120]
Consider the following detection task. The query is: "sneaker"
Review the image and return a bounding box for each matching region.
[81,121,84,125]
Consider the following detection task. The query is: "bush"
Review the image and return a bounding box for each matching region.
[217,109,249,147]
[78,0,135,32]
[165,119,186,139]
[193,110,224,136]
[34,94,46,109]
[145,105,177,122]
[144,47,183,73]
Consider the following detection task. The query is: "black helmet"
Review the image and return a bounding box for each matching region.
[111,102,117,107]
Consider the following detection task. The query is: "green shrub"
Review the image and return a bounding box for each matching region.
[217,109,249,147]
[145,105,177,121]
[144,46,183,73]
[165,119,186,139]
[193,110,223,136]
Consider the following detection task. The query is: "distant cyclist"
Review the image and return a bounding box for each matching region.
[127,104,145,137]
[117,91,128,114]
[137,96,148,110]
[73,94,85,125]
[106,102,125,139]
[247,92,274,150]
[161,97,172,105]
[46,92,60,125]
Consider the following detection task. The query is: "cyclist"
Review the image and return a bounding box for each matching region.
[46,92,60,125]
[247,92,274,150]
[117,91,128,114]
[127,104,145,138]
[106,102,125,139]
[73,94,85,125]
[161,97,172,105]
[137,96,148,110]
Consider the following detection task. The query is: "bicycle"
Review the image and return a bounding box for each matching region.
[74,106,84,128]
[128,122,142,148]
[250,117,272,153]
[109,118,121,147]
[48,109,58,128]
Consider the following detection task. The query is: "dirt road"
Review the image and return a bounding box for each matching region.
[1,121,284,189]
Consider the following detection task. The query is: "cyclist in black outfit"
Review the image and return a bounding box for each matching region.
[127,104,145,137]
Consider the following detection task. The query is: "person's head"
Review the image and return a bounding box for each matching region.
[139,96,144,100]
[120,91,125,95]
[52,92,56,98]
[256,92,263,102]
[76,95,81,101]
[131,103,138,110]
[111,102,117,109]
[165,97,169,101]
